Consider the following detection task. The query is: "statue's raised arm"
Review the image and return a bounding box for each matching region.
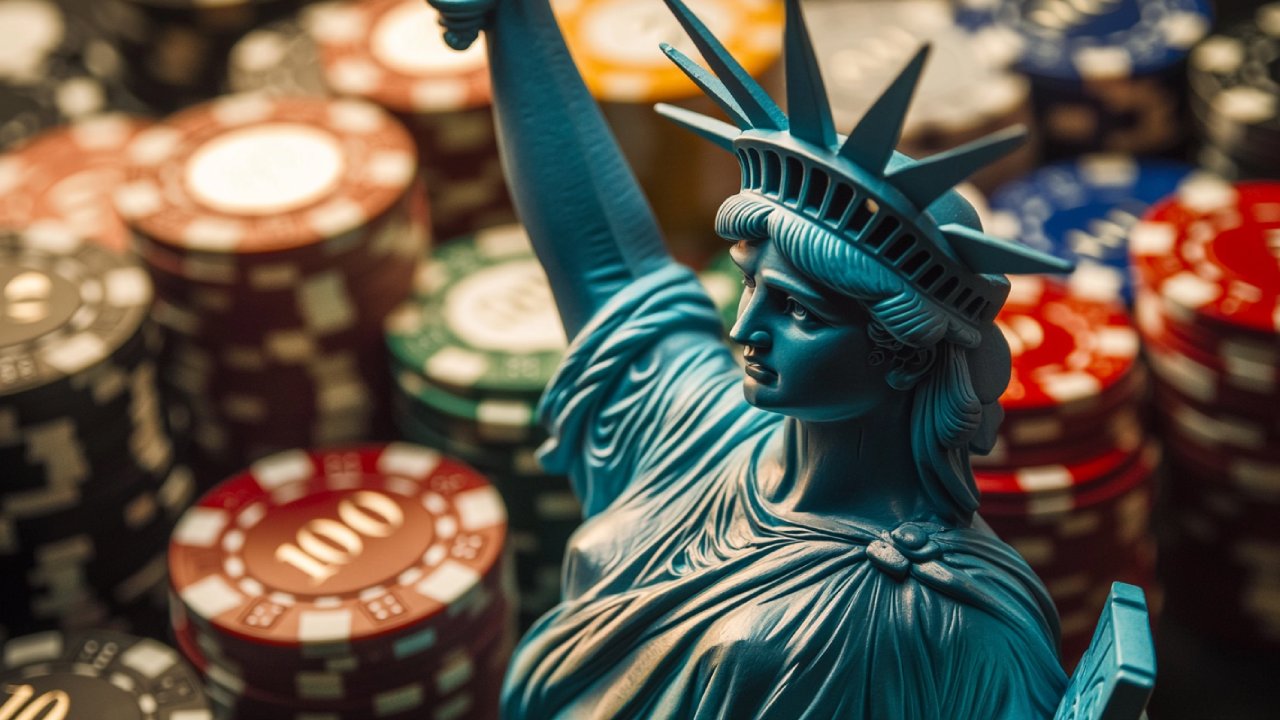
[427,2,1157,719]
[430,0,671,337]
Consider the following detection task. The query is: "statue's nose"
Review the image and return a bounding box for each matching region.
[734,329,771,350]
[746,330,770,347]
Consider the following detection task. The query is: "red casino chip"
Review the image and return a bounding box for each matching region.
[1141,326,1277,415]
[173,602,509,717]
[0,114,151,254]
[116,94,418,260]
[313,0,493,115]
[311,0,514,241]
[996,275,1141,415]
[990,363,1147,451]
[1151,384,1280,457]
[1138,288,1280,370]
[168,444,508,657]
[1160,422,1280,500]
[982,444,1158,570]
[975,405,1144,471]
[1131,177,1280,337]
[976,419,1146,499]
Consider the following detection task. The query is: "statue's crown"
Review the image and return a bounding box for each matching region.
[657,0,1071,333]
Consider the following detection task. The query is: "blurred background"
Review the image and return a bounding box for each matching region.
[0,0,1277,717]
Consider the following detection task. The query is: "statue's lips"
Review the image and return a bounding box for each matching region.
[744,361,777,384]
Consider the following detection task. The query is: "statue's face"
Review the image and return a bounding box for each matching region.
[728,240,896,422]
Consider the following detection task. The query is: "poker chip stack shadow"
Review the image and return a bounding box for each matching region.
[956,0,1213,159]
[809,0,1036,193]
[168,443,513,720]
[0,629,213,719]
[975,276,1158,669]
[312,0,515,241]
[1,229,194,640]
[0,0,148,150]
[80,0,305,112]
[988,154,1198,306]
[697,248,746,342]
[225,2,331,99]
[1188,3,1280,181]
[1130,176,1280,650]
[115,94,429,480]
[385,224,579,629]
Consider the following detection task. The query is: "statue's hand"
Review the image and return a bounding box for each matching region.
[427,0,498,50]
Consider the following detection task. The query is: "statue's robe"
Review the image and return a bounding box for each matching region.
[503,265,1067,719]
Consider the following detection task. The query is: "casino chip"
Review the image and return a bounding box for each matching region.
[976,275,1157,669]
[957,0,1213,158]
[808,0,1035,192]
[1188,4,1280,181]
[1131,177,1280,337]
[0,229,190,638]
[168,443,512,719]
[0,630,212,720]
[552,0,783,264]
[115,94,428,476]
[1130,177,1280,649]
[386,224,579,628]
[386,226,565,400]
[0,113,151,254]
[988,155,1198,304]
[313,0,514,242]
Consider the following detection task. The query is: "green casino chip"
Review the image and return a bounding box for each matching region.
[386,224,565,399]
[394,368,540,443]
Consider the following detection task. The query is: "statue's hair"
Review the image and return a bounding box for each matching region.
[716,193,1009,519]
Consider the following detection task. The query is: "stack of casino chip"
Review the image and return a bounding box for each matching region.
[168,444,512,720]
[0,629,212,719]
[956,0,1213,159]
[809,0,1036,192]
[1130,177,1280,649]
[975,276,1157,668]
[988,155,1197,305]
[114,94,428,478]
[80,0,304,112]
[1,229,194,639]
[0,113,151,255]
[312,0,515,242]
[1188,3,1280,181]
[553,0,783,265]
[0,0,146,150]
[385,224,578,627]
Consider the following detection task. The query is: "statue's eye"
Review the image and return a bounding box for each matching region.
[785,297,809,321]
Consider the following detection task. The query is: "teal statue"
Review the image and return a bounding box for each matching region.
[428,1,1157,718]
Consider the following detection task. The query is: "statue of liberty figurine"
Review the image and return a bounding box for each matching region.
[428,1,1156,717]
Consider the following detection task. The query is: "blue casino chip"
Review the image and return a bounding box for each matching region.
[954,0,1214,80]
[987,155,1196,304]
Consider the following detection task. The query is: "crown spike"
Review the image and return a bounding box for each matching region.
[660,43,751,129]
[889,126,1028,209]
[941,223,1075,275]
[660,0,787,131]
[783,0,836,148]
[654,104,738,152]
[837,44,930,173]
